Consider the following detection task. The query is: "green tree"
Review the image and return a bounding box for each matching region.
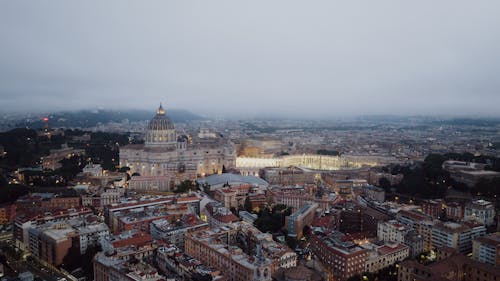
[175,180,195,193]
[378,177,391,191]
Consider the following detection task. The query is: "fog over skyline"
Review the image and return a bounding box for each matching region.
[1,1,500,118]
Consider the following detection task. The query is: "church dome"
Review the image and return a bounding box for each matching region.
[147,104,175,131]
[144,104,177,147]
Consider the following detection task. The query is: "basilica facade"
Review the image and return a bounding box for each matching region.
[119,105,236,189]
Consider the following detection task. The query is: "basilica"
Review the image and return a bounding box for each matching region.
[119,104,236,190]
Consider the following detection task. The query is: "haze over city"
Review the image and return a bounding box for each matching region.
[1,1,500,118]
[2,2,500,281]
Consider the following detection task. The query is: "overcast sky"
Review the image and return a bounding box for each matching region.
[1,1,499,118]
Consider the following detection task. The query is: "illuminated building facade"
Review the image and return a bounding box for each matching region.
[119,104,236,190]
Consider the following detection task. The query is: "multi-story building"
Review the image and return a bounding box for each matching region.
[310,230,369,281]
[378,219,423,257]
[46,197,81,210]
[398,247,500,281]
[94,257,165,281]
[204,202,239,227]
[332,179,368,190]
[174,195,201,215]
[321,168,371,186]
[247,193,269,210]
[185,222,296,281]
[108,197,195,235]
[333,180,355,200]
[285,203,318,239]
[28,216,109,266]
[104,196,174,232]
[239,211,258,224]
[16,193,81,212]
[82,163,103,176]
[368,171,403,186]
[396,210,432,230]
[377,220,409,244]
[422,199,443,219]
[149,214,208,249]
[472,232,500,266]
[396,210,434,251]
[101,230,154,254]
[334,203,386,237]
[75,221,110,254]
[94,232,164,281]
[272,189,313,211]
[446,201,464,220]
[116,211,168,234]
[214,188,238,209]
[119,105,236,187]
[128,176,171,192]
[432,221,486,254]
[416,220,435,252]
[404,230,424,258]
[82,188,121,210]
[14,207,92,250]
[364,243,409,273]
[0,204,16,225]
[363,185,385,203]
[212,184,254,210]
[29,224,76,266]
[464,199,496,226]
[155,244,223,280]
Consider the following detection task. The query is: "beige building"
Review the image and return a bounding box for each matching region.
[128,176,170,192]
[185,222,296,281]
[396,210,434,251]
[364,243,409,273]
[119,105,236,190]
[377,220,409,244]
[472,232,500,266]
[432,221,486,254]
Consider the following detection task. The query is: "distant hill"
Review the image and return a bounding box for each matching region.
[14,109,205,129]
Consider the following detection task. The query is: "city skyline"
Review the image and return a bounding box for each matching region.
[1,1,500,118]
[1,2,499,281]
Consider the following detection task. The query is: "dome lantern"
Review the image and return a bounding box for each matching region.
[157,103,166,115]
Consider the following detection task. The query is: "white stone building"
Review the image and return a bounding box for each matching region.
[377,220,409,244]
[119,104,236,191]
[465,199,496,226]
[364,243,409,273]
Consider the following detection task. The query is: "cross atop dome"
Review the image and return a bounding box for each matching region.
[157,103,166,115]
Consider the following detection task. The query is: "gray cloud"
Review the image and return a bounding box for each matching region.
[1,1,500,118]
